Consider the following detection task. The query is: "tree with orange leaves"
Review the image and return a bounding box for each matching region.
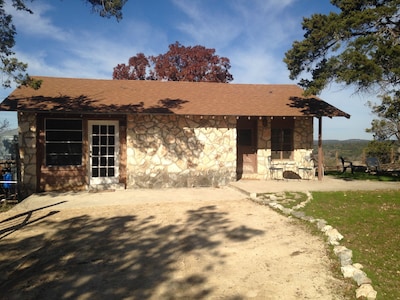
[113,42,233,83]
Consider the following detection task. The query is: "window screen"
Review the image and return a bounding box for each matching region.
[238,129,253,146]
[271,119,294,159]
[45,119,83,166]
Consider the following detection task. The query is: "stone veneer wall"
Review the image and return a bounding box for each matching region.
[18,112,37,197]
[16,113,315,195]
[126,115,237,188]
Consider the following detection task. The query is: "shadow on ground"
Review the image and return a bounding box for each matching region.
[0,202,66,239]
[0,205,264,299]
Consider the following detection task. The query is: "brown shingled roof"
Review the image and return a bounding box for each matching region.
[0,76,350,118]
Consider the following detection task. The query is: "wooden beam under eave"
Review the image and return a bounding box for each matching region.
[318,117,323,181]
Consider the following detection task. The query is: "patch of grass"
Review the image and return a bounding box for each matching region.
[326,171,400,182]
[0,202,15,213]
[303,190,400,300]
[258,192,308,209]
[273,192,308,209]
[284,192,308,206]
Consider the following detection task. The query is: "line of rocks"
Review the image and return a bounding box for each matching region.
[250,191,378,300]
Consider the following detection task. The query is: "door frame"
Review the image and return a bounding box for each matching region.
[88,120,120,186]
[236,118,258,179]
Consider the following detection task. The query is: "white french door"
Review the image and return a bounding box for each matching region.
[88,120,119,186]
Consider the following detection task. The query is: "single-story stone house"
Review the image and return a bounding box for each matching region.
[0,76,350,197]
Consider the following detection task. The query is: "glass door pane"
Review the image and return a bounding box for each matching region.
[89,121,119,185]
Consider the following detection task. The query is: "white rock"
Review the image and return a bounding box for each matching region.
[326,228,344,245]
[353,269,372,286]
[341,265,357,278]
[356,284,377,300]
[268,202,278,208]
[337,249,353,266]
[269,203,284,211]
[333,245,348,255]
[353,263,364,270]
[269,194,278,201]
[316,219,327,230]
[321,225,332,232]
[281,208,293,215]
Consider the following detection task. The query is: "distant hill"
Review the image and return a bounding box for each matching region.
[318,139,371,144]
[314,139,371,169]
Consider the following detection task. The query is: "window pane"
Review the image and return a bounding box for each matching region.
[47,143,82,154]
[271,151,281,160]
[271,121,294,159]
[282,151,292,159]
[92,125,99,134]
[92,136,99,145]
[92,147,99,155]
[46,119,82,130]
[238,129,252,146]
[100,125,107,134]
[282,129,293,151]
[108,168,115,177]
[45,119,82,166]
[47,131,82,142]
[271,129,281,151]
[46,154,81,166]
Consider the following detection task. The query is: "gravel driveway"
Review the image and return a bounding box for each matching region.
[2,177,397,299]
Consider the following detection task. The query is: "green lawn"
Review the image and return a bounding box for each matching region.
[303,190,400,300]
[326,170,400,182]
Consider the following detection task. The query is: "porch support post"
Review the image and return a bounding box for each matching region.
[318,117,323,181]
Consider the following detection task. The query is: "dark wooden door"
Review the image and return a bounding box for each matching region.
[237,118,257,179]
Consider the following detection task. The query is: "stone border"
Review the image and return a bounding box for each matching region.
[249,191,378,300]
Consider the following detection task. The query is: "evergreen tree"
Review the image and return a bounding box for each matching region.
[285,0,400,142]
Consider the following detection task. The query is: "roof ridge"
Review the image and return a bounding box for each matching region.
[30,76,301,87]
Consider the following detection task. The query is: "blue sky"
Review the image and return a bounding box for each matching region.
[0,0,376,140]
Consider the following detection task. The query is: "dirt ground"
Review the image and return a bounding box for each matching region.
[1,179,398,299]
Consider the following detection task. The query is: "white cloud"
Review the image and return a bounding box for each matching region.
[171,0,242,49]
[171,0,303,85]
[13,14,169,79]
[229,48,290,84]
[62,21,170,78]
[5,1,71,42]
[14,49,66,77]
[169,0,294,48]
[0,0,376,139]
